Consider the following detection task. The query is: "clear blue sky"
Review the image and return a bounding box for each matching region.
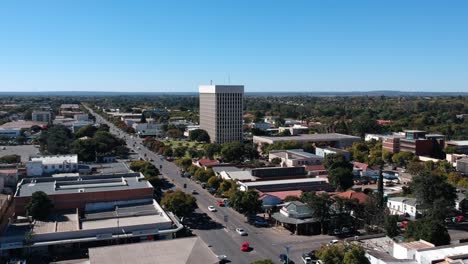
[0,0,467,92]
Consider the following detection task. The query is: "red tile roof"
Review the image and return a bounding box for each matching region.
[197,159,220,167]
[333,190,369,204]
[261,190,303,201]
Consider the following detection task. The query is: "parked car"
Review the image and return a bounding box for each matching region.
[240,242,250,252]
[236,228,248,236]
[329,240,339,245]
[279,254,288,264]
[208,206,217,212]
[217,200,225,207]
[191,190,198,195]
[302,253,313,264]
[254,218,269,227]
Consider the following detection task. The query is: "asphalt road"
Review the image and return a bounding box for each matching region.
[85,105,333,264]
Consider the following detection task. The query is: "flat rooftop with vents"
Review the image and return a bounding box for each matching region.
[14,173,154,214]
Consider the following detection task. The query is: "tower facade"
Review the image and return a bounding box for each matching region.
[199,85,244,144]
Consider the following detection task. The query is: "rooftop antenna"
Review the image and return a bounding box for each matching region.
[210,80,213,85]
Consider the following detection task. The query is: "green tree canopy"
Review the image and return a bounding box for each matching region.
[189,129,210,143]
[221,142,245,163]
[0,154,21,164]
[25,191,53,221]
[404,218,450,246]
[161,190,197,217]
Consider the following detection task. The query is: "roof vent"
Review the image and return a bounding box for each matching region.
[78,189,85,193]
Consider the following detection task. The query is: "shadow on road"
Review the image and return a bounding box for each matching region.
[184,212,224,230]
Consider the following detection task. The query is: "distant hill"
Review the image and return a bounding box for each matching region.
[0,90,467,97]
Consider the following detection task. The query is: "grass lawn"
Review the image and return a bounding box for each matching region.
[166,140,206,149]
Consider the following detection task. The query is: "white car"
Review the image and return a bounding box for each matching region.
[208,206,217,212]
[236,228,248,236]
[329,240,339,245]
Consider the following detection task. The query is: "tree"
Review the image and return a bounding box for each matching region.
[405,218,450,246]
[316,243,369,264]
[189,129,210,143]
[384,215,399,237]
[328,167,354,191]
[161,190,197,217]
[302,192,332,234]
[175,157,192,170]
[229,189,262,215]
[71,138,97,162]
[283,195,301,202]
[74,124,97,138]
[39,125,74,154]
[193,168,213,182]
[221,142,244,163]
[391,151,415,168]
[0,154,21,164]
[173,146,187,157]
[130,160,160,177]
[25,191,53,221]
[351,142,369,163]
[343,244,370,264]
[207,176,222,190]
[204,143,222,159]
[166,129,182,139]
[271,157,282,165]
[410,171,456,219]
[164,147,173,157]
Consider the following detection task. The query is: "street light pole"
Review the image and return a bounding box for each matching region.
[272,243,292,264]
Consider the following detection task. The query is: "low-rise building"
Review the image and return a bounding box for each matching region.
[445,140,468,154]
[14,172,153,214]
[253,133,361,150]
[32,111,52,123]
[238,177,331,192]
[353,161,380,178]
[251,121,272,131]
[269,149,323,167]
[278,125,309,135]
[0,128,21,138]
[387,197,421,219]
[26,154,79,177]
[272,201,319,235]
[315,146,351,161]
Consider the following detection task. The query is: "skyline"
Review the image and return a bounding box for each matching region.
[1,1,468,92]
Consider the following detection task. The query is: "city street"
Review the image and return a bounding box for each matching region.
[85,104,334,263]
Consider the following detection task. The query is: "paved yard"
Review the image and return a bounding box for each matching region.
[0,145,40,162]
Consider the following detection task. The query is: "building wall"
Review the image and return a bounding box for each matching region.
[14,188,154,215]
[199,85,243,144]
[387,200,417,219]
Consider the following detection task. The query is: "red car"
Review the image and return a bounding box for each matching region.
[217,200,225,207]
[241,242,250,252]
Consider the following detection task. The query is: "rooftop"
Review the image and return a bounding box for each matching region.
[254,133,360,143]
[446,140,468,146]
[15,173,150,197]
[88,237,219,264]
[222,170,256,181]
[397,240,434,250]
[240,177,326,187]
[270,149,323,160]
[0,120,48,129]
[333,190,370,204]
[30,154,78,164]
[388,197,418,207]
[60,104,80,109]
[212,166,241,174]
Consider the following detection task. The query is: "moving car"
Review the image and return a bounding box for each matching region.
[329,240,339,245]
[240,242,250,252]
[208,206,217,212]
[191,190,198,195]
[235,228,248,236]
[217,200,225,207]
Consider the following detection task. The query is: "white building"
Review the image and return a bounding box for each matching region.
[0,128,21,138]
[269,149,323,167]
[387,197,420,219]
[315,146,351,161]
[26,154,79,177]
[252,122,272,131]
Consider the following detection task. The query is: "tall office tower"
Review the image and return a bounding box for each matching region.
[199,85,244,144]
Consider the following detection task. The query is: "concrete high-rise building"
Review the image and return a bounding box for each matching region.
[199,85,244,144]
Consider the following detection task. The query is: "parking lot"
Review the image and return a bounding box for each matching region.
[0,145,39,162]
